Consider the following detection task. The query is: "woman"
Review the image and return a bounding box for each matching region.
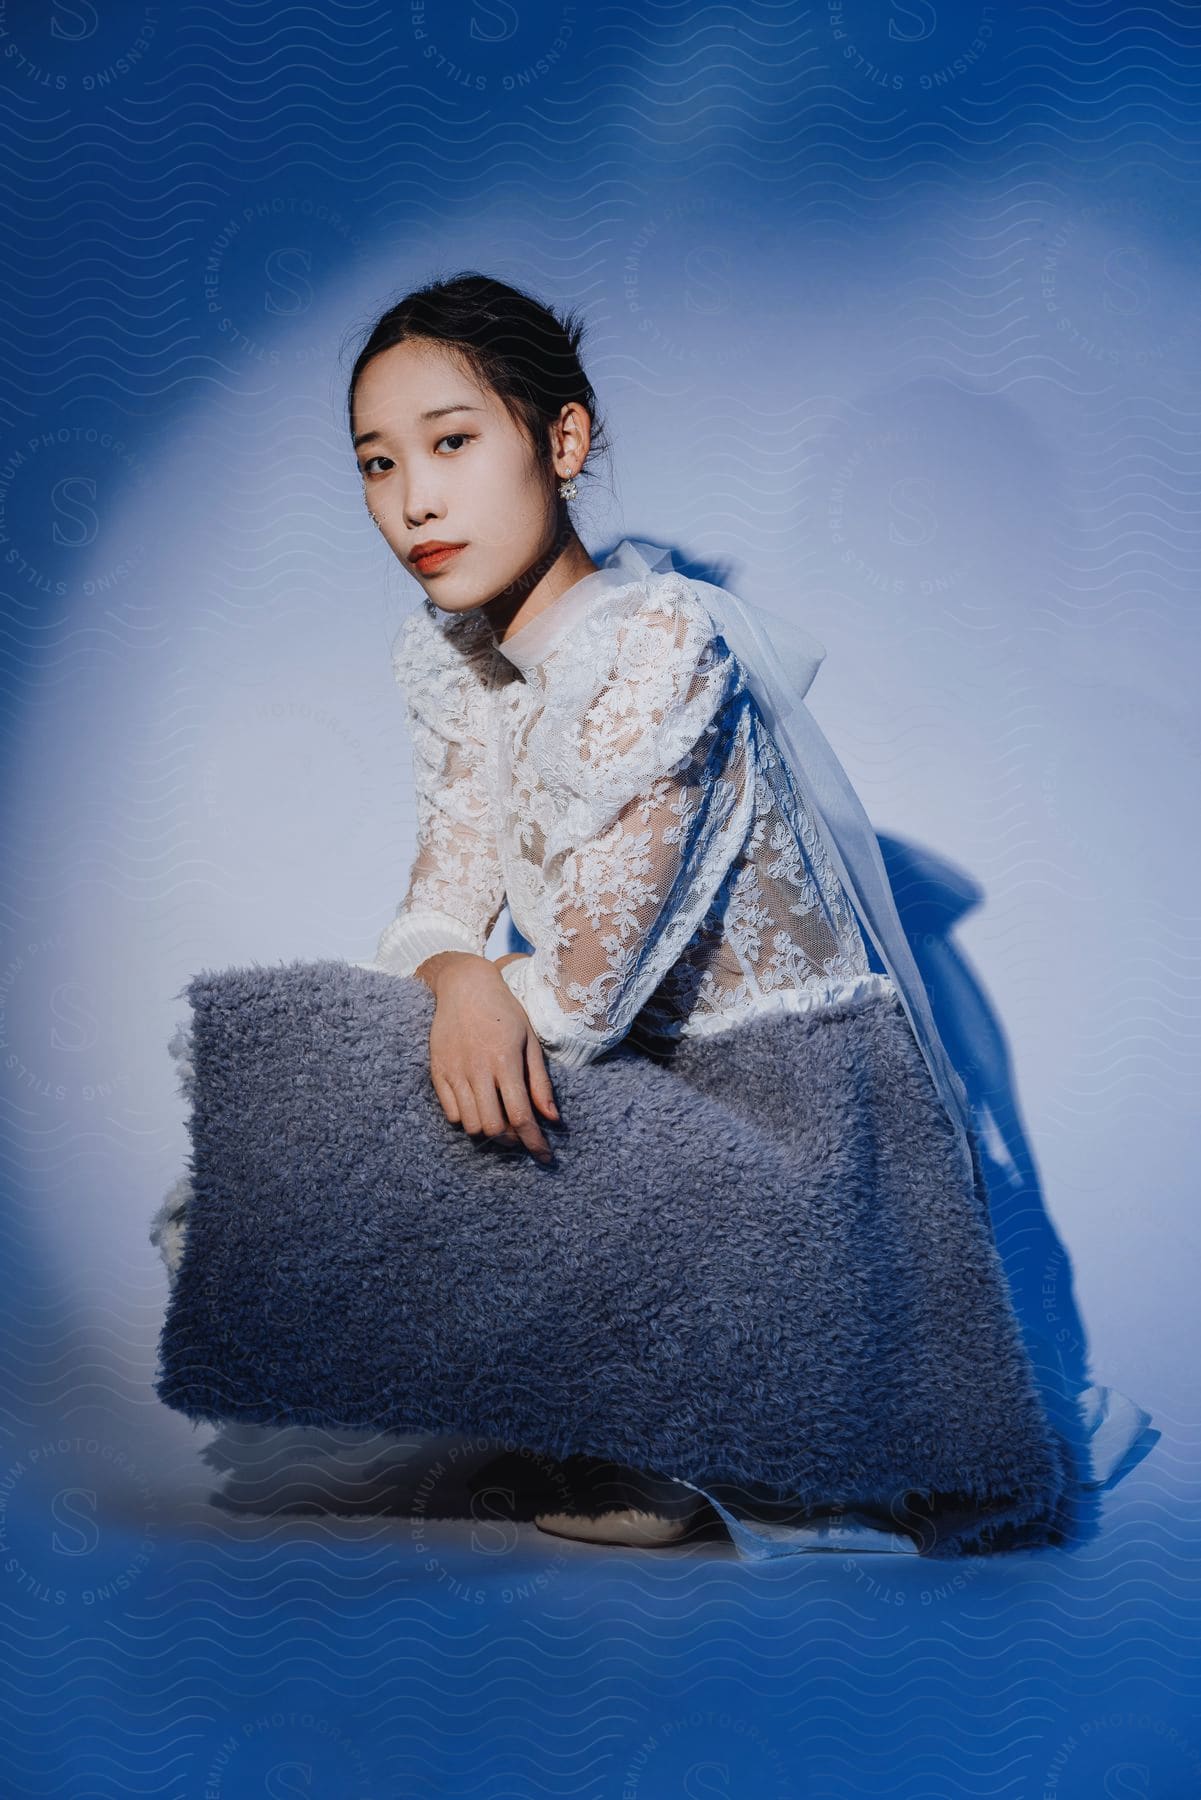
[155,270,1148,1557]
[333,268,1150,1556]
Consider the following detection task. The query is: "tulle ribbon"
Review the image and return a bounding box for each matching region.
[600,538,976,1187]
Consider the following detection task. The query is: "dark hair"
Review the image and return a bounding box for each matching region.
[345,270,609,493]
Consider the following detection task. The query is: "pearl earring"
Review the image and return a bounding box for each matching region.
[558,469,579,501]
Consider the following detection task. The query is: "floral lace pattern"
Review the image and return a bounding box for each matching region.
[369,603,507,976]
[369,570,877,1067]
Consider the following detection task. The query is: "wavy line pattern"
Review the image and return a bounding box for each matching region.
[0,0,1197,1793]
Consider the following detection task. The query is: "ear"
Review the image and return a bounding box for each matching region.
[550,401,591,477]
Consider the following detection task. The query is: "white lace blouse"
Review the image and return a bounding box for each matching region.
[359,554,894,1068]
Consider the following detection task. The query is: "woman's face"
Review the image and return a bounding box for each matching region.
[352,337,558,615]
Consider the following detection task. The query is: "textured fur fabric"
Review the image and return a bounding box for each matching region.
[153,959,1077,1557]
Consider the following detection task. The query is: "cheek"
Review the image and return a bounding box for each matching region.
[462,463,537,531]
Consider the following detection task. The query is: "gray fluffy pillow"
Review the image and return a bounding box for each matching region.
[152,957,1076,1557]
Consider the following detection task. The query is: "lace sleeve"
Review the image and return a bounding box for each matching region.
[500,582,754,1065]
[358,601,507,977]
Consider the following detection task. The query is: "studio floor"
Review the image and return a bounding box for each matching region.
[2,1401,1195,1799]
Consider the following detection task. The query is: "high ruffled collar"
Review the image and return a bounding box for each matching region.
[488,540,655,676]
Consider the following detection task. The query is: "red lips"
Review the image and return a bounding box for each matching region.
[410,541,467,573]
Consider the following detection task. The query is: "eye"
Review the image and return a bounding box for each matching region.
[358,433,473,478]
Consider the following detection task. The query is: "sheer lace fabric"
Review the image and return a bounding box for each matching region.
[364,569,885,1068]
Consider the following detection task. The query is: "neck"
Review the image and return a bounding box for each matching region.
[482,519,599,645]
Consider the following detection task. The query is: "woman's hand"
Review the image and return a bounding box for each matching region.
[414,951,560,1163]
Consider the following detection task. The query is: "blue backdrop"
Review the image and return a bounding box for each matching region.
[1,1,1196,1794]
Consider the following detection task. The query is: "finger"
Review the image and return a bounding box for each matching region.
[468,1070,518,1145]
[496,1063,552,1161]
[431,1072,461,1124]
[524,1038,560,1122]
[451,1078,483,1138]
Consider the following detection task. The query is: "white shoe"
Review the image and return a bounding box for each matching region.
[534,1459,704,1547]
[534,1502,702,1546]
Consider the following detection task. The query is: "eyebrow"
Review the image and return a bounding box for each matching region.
[352,404,484,450]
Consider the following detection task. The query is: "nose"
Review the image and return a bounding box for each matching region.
[403,477,444,531]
